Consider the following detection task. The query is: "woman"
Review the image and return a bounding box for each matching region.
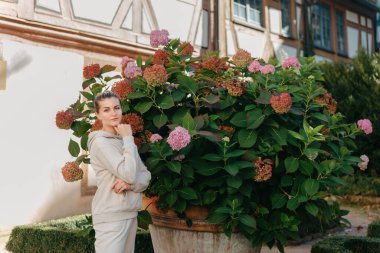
[88,91,151,253]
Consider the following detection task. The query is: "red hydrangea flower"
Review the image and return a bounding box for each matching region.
[153,50,169,65]
[143,64,168,87]
[201,56,229,73]
[254,157,273,182]
[232,49,252,68]
[270,92,292,114]
[122,113,144,134]
[111,80,134,100]
[56,110,74,129]
[178,42,194,57]
[83,64,101,79]
[62,162,83,182]
[91,119,103,131]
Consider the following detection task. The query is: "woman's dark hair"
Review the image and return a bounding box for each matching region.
[94,91,121,113]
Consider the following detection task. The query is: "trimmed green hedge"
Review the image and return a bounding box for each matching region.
[329,175,380,197]
[368,220,380,238]
[311,236,380,253]
[5,215,153,253]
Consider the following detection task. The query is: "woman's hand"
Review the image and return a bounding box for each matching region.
[114,124,133,137]
[112,178,132,194]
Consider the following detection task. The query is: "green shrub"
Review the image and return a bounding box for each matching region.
[319,49,380,173]
[368,220,380,238]
[329,175,380,197]
[5,215,153,253]
[311,236,380,253]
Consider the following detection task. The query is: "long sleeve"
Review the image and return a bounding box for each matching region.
[131,157,151,193]
[92,136,137,184]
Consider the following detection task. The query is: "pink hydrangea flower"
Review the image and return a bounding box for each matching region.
[282,56,301,69]
[248,60,261,73]
[150,29,170,48]
[260,64,275,75]
[121,56,134,67]
[150,134,163,143]
[167,126,191,151]
[123,62,142,79]
[357,119,373,134]
[358,154,369,171]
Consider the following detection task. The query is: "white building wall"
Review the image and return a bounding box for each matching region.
[0,40,92,228]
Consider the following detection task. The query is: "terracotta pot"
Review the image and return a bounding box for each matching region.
[143,197,262,253]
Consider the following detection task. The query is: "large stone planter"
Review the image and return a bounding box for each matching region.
[144,197,262,253]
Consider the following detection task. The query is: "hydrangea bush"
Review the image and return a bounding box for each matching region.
[56,29,372,251]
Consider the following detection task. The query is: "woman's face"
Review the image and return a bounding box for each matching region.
[95,97,122,128]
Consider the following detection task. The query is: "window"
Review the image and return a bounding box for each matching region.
[233,0,263,27]
[281,0,292,36]
[336,10,346,55]
[311,3,331,50]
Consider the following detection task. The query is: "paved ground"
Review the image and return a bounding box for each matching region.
[1,204,379,253]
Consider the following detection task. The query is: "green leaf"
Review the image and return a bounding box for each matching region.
[255,90,271,104]
[238,129,257,148]
[178,187,197,200]
[172,108,190,124]
[271,193,287,209]
[136,56,142,67]
[305,203,319,216]
[182,113,195,131]
[134,101,153,114]
[166,191,178,206]
[82,78,95,89]
[202,153,223,161]
[280,175,293,187]
[227,177,243,189]
[240,214,257,229]
[287,198,300,211]
[230,112,247,127]
[68,139,80,157]
[224,163,240,176]
[71,121,92,136]
[208,212,228,224]
[304,148,319,160]
[167,162,181,174]
[177,75,199,94]
[246,109,265,129]
[127,91,146,99]
[195,166,221,176]
[303,179,319,196]
[288,130,306,141]
[100,64,116,73]
[225,150,247,158]
[158,95,175,109]
[80,91,94,100]
[202,190,216,205]
[285,157,299,173]
[80,133,89,151]
[153,114,168,128]
[270,128,287,146]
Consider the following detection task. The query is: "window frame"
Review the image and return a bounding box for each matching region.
[233,0,264,28]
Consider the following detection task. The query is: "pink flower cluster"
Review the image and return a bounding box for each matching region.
[358,154,369,171]
[260,64,275,75]
[248,60,261,73]
[167,126,191,151]
[357,119,373,134]
[282,56,301,69]
[121,56,134,67]
[270,92,292,114]
[150,29,170,48]
[150,134,163,143]
[143,64,168,86]
[123,62,142,79]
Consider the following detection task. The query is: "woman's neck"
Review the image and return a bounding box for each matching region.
[101,126,117,135]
